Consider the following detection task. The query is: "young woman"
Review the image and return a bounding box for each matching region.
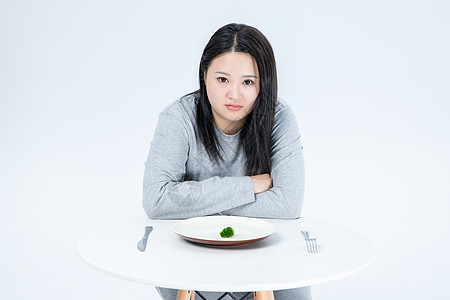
[143,23,311,300]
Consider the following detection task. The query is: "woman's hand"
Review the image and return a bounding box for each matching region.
[250,174,273,194]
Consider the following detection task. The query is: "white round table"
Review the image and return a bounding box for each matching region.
[77,216,374,297]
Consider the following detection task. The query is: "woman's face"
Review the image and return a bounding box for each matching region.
[205,51,260,135]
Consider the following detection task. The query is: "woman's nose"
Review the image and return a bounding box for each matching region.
[227,82,240,99]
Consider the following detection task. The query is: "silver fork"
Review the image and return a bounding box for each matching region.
[301,230,318,253]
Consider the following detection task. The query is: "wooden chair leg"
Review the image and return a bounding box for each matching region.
[253,290,274,300]
[176,290,195,300]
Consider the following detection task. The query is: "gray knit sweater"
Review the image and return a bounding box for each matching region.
[143,94,305,220]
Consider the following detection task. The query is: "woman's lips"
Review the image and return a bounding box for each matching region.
[225,104,243,111]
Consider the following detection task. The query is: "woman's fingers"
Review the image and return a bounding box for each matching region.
[250,174,273,194]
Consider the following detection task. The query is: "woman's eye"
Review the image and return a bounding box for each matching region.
[243,80,253,85]
[218,77,228,83]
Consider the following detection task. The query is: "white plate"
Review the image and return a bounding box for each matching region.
[172,216,276,246]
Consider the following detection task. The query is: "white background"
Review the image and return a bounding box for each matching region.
[1,0,449,299]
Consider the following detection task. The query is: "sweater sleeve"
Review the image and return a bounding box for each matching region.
[142,108,255,219]
[222,106,305,219]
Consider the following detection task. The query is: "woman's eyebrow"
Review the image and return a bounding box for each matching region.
[214,71,258,78]
[215,71,230,76]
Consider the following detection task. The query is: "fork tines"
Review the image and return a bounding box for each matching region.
[305,237,318,253]
[301,229,318,253]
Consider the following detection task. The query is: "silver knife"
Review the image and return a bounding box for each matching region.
[137,226,154,252]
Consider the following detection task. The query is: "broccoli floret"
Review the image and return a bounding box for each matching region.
[220,227,235,238]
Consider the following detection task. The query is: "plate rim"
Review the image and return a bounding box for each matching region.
[172,215,276,246]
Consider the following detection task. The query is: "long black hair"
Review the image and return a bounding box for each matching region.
[195,23,278,176]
